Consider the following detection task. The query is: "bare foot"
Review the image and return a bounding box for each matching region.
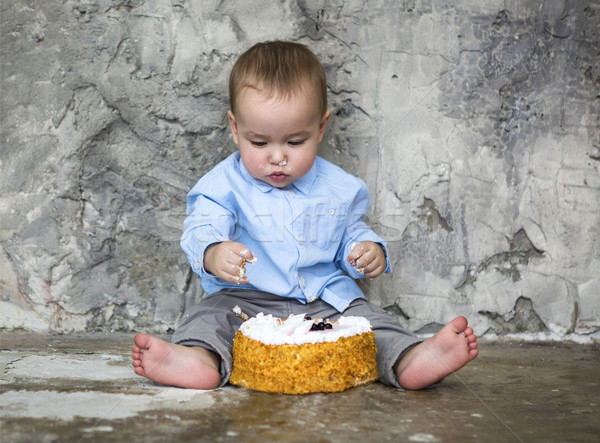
[395,316,478,390]
[132,333,221,390]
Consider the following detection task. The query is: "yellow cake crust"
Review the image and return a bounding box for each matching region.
[229,329,378,394]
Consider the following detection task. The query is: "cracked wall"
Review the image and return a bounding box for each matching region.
[1,0,598,339]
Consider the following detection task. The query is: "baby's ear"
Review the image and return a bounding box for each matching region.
[318,109,331,142]
[227,110,239,144]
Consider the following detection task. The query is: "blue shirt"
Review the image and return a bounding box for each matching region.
[180,152,391,312]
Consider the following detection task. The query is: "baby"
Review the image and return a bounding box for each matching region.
[132,41,478,390]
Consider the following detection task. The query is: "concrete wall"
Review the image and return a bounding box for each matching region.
[1,0,598,339]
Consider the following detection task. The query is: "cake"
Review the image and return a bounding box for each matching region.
[229,312,378,394]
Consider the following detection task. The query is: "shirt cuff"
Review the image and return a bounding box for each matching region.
[188,241,221,277]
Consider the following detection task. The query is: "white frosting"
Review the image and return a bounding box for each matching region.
[238,313,372,345]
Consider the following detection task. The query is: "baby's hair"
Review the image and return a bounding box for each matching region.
[229,41,327,116]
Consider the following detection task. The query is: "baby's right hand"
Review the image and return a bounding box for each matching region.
[203,241,256,284]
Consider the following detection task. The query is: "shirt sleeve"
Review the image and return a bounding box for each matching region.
[179,180,238,277]
[335,182,392,278]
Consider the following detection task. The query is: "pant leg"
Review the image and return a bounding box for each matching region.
[342,298,422,388]
[171,289,298,387]
[288,296,421,387]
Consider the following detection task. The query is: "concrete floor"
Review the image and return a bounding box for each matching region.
[1,332,598,443]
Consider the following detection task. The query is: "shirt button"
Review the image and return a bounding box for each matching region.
[299,276,306,288]
[329,208,335,215]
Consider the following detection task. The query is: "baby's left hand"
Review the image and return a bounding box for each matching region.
[347,241,386,279]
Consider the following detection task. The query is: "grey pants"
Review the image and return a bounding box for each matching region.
[172,289,421,388]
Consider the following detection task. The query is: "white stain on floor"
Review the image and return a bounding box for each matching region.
[0,388,215,420]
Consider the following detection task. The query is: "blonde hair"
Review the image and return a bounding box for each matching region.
[229,41,327,115]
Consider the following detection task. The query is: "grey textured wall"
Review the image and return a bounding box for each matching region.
[1,0,598,339]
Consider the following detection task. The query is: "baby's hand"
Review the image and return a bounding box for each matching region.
[347,241,386,279]
[203,241,256,284]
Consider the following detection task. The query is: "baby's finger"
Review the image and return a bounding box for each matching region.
[238,248,257,263]
[347,243,368,266]
[212,254,244,283]
[229,261,246,278]
[353,248,375,269]
[364,262,385,279]
[221,264,248,284]
[226,246,255,284]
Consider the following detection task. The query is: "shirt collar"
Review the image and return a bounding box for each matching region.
[237,153,317,195]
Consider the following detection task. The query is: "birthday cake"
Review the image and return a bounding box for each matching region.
[229,312,378,394]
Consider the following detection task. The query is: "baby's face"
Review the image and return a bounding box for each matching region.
[228,88,330,188]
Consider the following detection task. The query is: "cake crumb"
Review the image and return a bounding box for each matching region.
[233,305,249,321]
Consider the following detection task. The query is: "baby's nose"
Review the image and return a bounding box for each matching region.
[270,149,287,165]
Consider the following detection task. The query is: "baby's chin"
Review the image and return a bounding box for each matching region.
[267,179,293,188]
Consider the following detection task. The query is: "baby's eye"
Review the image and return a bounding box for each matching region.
[250,141,267,147]
[288,140,305,146]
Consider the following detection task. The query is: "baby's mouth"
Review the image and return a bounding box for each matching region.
[269,171,288,182]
